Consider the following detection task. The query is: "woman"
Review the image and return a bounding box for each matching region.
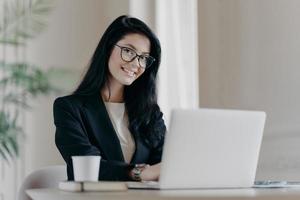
[53,15,166,181]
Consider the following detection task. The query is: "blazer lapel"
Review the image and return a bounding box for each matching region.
[82,93,124,162]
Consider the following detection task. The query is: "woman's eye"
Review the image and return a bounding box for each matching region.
[140,56,148,62]
[124,48,134,55]
[123,48,130,52]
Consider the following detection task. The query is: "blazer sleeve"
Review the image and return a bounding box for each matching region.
[53,97,134,181]
[147,110,166,165]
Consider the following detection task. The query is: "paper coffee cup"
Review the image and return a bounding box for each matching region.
[72,156,101,182]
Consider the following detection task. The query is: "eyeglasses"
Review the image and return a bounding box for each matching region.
[115,44,155,69]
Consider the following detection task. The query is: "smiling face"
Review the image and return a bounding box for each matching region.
[107,33,151,86]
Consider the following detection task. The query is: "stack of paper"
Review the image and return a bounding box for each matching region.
[254,180,300,188]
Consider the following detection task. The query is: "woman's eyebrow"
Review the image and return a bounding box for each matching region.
[123,43,150,54]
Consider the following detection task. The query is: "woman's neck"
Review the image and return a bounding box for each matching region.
[101,78,124,103]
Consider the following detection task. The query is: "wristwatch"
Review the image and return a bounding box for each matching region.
[131,164,148,181]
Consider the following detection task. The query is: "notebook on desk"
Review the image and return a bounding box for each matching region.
[128,108,266,190]
[59,181,128,192]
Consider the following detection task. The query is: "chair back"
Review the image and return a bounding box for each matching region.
[17,165,67,200]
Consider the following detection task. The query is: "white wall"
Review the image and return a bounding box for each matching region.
[198,0,300,180]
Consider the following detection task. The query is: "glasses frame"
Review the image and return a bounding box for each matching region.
[115,44,155,69]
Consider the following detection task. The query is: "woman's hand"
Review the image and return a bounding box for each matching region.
[140,163,161,181]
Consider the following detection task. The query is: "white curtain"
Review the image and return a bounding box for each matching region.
[130,0,199,126]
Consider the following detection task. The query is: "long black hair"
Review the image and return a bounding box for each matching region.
[73,15,165,147]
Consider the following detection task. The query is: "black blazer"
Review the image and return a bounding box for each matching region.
[53,93,166,181]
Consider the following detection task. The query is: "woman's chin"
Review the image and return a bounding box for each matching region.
[120,78,135,86]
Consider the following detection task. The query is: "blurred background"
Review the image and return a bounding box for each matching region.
[1,0,300,199]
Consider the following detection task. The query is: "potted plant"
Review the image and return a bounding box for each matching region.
[0,0,60,163]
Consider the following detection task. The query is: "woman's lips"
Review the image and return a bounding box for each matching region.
[121,67,136,78]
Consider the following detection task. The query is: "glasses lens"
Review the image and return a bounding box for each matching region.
[140,56,154,68]
[121,47,136,61]
[139,56,147,68]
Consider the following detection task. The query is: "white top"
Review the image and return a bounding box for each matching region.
[104,102,135,163]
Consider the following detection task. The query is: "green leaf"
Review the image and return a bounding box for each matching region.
[0,0,54,43]
[3,93,31,109]
[1,141,14,158]
[0,111,22,161]
[0,38,25,46]
[0,147,9,163]
[8,137,19,156]
[0,77,10,85]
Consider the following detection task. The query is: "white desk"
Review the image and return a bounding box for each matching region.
[27,187,300,200]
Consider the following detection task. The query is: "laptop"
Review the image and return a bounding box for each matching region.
[128,108,266,189]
